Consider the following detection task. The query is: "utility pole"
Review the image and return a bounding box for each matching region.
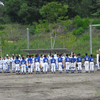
[0,37,2,58]
[27,28,29,55]
[89,25,92,54]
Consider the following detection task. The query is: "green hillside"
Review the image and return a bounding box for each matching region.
[1,17,100,57]
[1,0,100,57]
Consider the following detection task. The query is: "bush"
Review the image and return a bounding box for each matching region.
[74,15,83,28]
[92,18,100,29]
[73,27,84,35]
[83,18,89,28]
[74,16,89,28]
[0,17,5,24]
[0,25,5,30]
[80,33,89,41]
[29,27,36,35]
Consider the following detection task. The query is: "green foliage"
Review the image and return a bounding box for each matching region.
[0,25,5,30]
[0,17,5,24]
[80,33,89,41]
[40,2,68,22]
[74,16,89,28]
[73,27,84,35]
[92,18,100,29]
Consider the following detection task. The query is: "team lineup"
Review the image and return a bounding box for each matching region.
[0,51,99,74]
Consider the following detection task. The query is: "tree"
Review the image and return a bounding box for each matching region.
[40,2,69,48]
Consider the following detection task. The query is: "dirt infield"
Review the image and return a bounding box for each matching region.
[0,67,100,100]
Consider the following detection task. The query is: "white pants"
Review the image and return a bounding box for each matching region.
[85,61,89,72]
[43,63,48,72]
[90,62,94,71]
[28,64,33,73]
[12,63,15,72]
[77,62,82,71]
[35,62,40,72]
[31,63,34,70]
[16,64,20,72]
[21,64,26,73]
[3,65,6,72]
[58,63,62,72]
[0,65,2,72]
[98,62,100,69]
[66,62,70,71]
[51,63,56,72]
[41,63,44,68]
[71,63,75,71]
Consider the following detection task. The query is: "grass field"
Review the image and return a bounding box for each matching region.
[0,67,100,100]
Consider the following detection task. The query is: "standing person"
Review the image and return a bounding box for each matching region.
[11,56,15,73]
[77,54,82,73]
[6,56,11,73]
[27,55,33,74]
[40,55,44,72]
[50,55,56,73]
[97,51,100,71]
[31,55,35,72]
[0,57,3,73]
[2,57,7,73]
[89,54,94,72]
[69,54,72,71]
[14,56,20,74]
[61,53,65,71]
[58,54,63,73]
[26,55,29,72]
[84,53,90,73]
[48,54,52,71]
[54,52,57,58]
[21,57,26,74]
[43,55,48,73]
[65,54,70,73]
[70,55,76,73]
[34,54,40,74]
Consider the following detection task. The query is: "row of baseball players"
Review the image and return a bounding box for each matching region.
[0,52,97,74]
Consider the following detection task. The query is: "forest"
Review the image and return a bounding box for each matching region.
[0,0,100,56]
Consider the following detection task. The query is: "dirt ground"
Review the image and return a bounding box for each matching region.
[0,67,100,100]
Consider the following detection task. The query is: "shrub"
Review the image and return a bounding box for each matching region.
[74,15,83,28]
[73,27,84,35]
[83,18,89,28]
[92,18,100,29]
[74,16,89,28]
[80,33,89,41]
[0,25,5,30]
[29,27,36,35]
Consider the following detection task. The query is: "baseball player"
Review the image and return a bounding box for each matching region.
[84,53,90,73]
[65,54,70,73]
[43,55,48,73]
[21,57,26,74]
[89,54,94,72]
[50,55,56,73]
[77,54,82,73]
[97,51,100,71]
[34,54,40,74]
[40,55,44,72]
[6,56,11,73]
[0,57,3,73]
[61,53,65,71]
[27,55,33,74]
[2,57,7,73]
[14,56,20,74]
[11,56,15,73]
[70,55,76,73]
[58,54,63,73]
[31,55,35,72]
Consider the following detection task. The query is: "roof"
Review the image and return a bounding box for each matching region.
[21,48,73,54]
